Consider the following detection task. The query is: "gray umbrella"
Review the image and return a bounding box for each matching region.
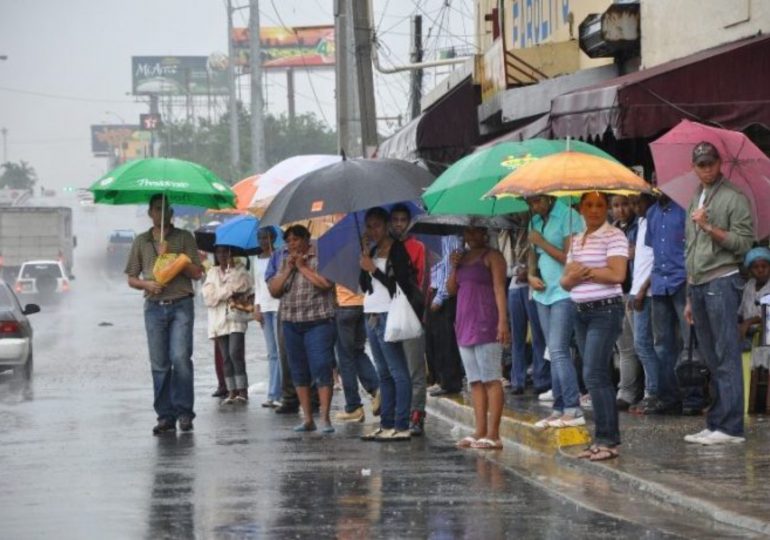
[408,214,521,236]
[259,157,435,226]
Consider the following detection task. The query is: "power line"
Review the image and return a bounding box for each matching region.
[0,86,136,104]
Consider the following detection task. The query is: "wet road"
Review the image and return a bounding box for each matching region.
[0,205,679,539]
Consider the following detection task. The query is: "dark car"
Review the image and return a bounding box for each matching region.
[107,229,136,271]
[0,279,40,379]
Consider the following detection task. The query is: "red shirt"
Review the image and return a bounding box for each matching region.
[403,236,427,289]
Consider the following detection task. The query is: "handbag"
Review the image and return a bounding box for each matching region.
[675,326,709,388]
[384,284,423,342]
[226,295,254,324]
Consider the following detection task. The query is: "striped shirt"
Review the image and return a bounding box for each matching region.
[567,222,629,303]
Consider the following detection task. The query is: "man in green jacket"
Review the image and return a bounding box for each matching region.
[683,142,754,445]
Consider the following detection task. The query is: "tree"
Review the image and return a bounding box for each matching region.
[0,161,38,190]
[159,109,337,184]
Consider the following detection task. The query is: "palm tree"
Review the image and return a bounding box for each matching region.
[0,160,38,190]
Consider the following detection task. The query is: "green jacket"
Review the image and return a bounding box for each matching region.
[685,176,754,285]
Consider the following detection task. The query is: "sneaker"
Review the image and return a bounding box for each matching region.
[221,397,236,406]
[234,395,248,404]
[152,418,176,435]
[684,429,713,444]
[538,389,554,402]
[178,416,194,432]
[699,430,746,445]
[370,390,381,417]
[335,407,365,423]
[630,395,657,414]
[409,411,425,436]
[361,427,389,441]
[377,429,411,442]
[580,394,593,410]
[547,414,586,428]
[534,413,562,430]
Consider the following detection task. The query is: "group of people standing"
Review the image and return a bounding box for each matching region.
[126,141,764,463]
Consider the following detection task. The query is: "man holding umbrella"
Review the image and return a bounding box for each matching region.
[683,142,753,445]
[126,194,204,435]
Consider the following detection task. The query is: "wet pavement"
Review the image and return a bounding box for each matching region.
[0,206,753,538]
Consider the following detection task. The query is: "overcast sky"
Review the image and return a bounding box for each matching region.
[0,0,474,190]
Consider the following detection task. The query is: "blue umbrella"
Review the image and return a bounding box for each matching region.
[215,215,260,251]
[317,201,440,292]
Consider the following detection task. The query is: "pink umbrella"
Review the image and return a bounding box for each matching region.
[650,119,770,239]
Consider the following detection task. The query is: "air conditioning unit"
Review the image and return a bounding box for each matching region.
[579,2,640,59]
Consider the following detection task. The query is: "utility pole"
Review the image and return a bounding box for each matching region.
[286,68,296,127]
[334,0,351,154]
[227,0,241,181]
[249,0,266,173]
[350,0,378,157]
[1,127,7,162]
[409,15,423,120]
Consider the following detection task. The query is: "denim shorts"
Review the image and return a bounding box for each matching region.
[282,319,336,387]
[458,342,503,383]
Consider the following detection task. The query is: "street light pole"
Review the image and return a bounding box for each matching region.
[227,0,241,181]
[1,127,7,162]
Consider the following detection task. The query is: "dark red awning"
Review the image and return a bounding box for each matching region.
[550,34,770,139]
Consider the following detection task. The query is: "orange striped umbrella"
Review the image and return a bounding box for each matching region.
[487,151,652,199]
[208,175,260,215]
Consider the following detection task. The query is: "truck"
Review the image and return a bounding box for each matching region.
[0,207,76,281]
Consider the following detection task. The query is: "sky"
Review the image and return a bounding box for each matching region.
[0,0,475,190]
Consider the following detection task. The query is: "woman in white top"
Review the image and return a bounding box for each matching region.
[253,227,282,408]
[561,192,628,462]
[202,246,255,404]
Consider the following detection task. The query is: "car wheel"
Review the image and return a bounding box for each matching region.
[13,350,33,380]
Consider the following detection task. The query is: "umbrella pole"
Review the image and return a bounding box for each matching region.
[160,193,166,244]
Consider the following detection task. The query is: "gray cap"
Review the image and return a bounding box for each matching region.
[692,141,720,165]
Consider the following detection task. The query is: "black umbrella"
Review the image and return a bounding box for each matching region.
[408,214,521,236]
[259,157,435,226]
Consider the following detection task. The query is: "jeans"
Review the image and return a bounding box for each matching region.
[615,299,643,403]
[651,286,705,409]
[689,274,745,436]
[631,296,660,397]
[536,299,581,415]
[336,307,379,412]
[216,332,247,390]
[261,311,281,401]
[508,287,549,391]
[144,297,195,422]
[283,319,336,388]
[366,313,411,431]
[574,303,624,447]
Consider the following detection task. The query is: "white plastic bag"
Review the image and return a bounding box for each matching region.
[384,284,423,342]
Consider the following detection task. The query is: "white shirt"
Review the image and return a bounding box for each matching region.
[363,258,392,313]
[630,217,654,297]
[253,257,280,313]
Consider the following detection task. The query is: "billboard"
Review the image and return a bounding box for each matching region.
[91,125,151,161]
[131,56,229,95]
[232,25,335,69]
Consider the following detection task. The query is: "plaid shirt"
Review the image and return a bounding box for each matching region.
[278,248,335,323]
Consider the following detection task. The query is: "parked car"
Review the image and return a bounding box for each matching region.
[0,279,40,379]
[107,229,135,271]
[15,260,70,301]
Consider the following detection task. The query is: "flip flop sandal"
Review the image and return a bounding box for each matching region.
[589,446,619,462]
[471,438,503,450]
[456,436,477,448]
[577,445,599,459]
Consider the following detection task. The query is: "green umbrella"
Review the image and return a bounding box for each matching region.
[89,158,236,209]
[422,139,617,216]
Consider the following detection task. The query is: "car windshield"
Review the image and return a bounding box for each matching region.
[21,264,63,279]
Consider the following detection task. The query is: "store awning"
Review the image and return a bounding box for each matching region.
[377,78,479,171]
[550,33,770,139]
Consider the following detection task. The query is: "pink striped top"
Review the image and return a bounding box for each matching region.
[567,222,629,303]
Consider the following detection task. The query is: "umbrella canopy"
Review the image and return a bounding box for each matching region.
[248,154,341,211]
[422,139,616,216]
[215,215,260,252]
[89,158,236,209]
[194,221,222,254]
[260,158,435,226]
[408,213,519,236]
[487,151,652,199]
[650,119,770,239]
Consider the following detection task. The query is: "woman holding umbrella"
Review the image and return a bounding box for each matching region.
[201,245,254,404]
[561,192,629,461]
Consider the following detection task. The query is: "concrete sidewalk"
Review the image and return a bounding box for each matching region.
[427,390,770,537]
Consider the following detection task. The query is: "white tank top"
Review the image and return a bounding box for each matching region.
[363,258,392,313]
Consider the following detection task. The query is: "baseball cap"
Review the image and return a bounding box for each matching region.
[692,141,720,165]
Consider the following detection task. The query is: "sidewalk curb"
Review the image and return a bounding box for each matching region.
[427,394,770,537]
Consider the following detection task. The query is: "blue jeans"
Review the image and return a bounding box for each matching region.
[574,303,624,447]
[261,311,282,401]
[631,296,660,397]
[508,287,549,391]
[283,319,336,388]
[651,286,705,409]
[365,313,411,431]
[144,297,195,422]
[689,274,745,436]
[536,299,581,415]
[336,307,379,412]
